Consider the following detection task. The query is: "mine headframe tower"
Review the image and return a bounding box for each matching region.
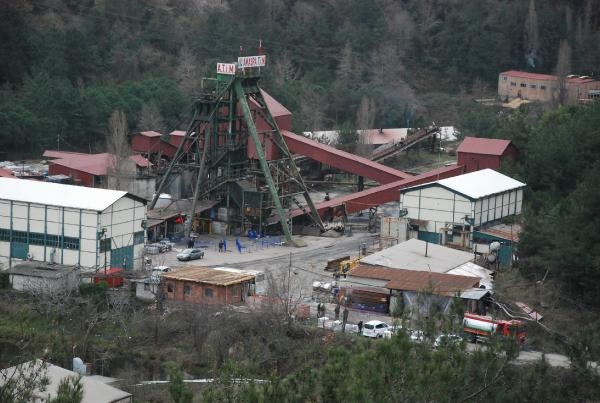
[149,57,324,246]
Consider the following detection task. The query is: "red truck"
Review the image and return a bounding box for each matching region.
[92,268,124,288]
[462,313,526,344]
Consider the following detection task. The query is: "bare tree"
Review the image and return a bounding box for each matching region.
[272,51,300,88]
[106,110,133,191]
[354,96,377,158]
[264,0,285,23]
[355,96,376,130]
[523,0,539,68]
[175,45,200,99]
[261,263,307,325]
[137,103,166,135]
[298,87,327,131]
[337,42,357,84]
[554,39,572,105]
[371,42,405,86]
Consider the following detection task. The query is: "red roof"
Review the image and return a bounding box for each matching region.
[500,70,598,85]
[0,168,15,177]
[137,131,163,138]
[43,150,89,159]
[44,150,150,175]
[47,153,113,176]
[348,265,479,294]
[500,70,557,81]
[457,137,513,156]
[129,154,152,167]
[258,89,291,117]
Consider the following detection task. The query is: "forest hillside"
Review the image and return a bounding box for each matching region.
[1,0,599,155]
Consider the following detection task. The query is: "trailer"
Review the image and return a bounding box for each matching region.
[462,313,526,344]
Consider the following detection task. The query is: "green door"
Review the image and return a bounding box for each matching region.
[110,246,134,270]
[498,245,513,267]
[11,242,29,260]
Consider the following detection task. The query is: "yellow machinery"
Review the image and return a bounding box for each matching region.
[338,257,360,276]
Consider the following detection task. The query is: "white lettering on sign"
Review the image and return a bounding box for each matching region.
[237,55,266,68]
[217,63,236,75]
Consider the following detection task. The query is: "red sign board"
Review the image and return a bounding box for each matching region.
[238,55,266,68]
[217,63,236,75]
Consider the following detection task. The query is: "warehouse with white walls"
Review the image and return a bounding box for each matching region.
[0,178,146,270]
[399,169,525,248]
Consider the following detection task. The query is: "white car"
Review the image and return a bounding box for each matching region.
[434,334,463,348]
[362,320,389,338]
[383,325,402,339]
[176,248,204,261]
[409,330,425,343]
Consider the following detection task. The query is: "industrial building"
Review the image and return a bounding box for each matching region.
[498,70,600,103]
[0,178,146,270]
[43,150,155,199]
[341,264,483,316]
[340,239,495,316]
[161,266,258,305]
[399,169,525,249]
[457,137,518,173]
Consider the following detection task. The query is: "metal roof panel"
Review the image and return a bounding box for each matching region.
[0,177,133,211]
[456,137,513,156]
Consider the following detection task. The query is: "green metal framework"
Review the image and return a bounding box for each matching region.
[149,66,324,245]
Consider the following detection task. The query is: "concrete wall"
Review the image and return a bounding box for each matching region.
[10,271,79,293]
[379,216,408,249]
[135,281,157,301]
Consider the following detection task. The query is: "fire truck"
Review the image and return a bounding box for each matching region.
[462,313,526,344]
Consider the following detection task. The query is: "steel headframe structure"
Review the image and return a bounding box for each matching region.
[148,61,324,246]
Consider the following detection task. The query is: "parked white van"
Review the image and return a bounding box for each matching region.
[362,320,389,338]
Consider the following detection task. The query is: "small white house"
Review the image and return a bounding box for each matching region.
[0,178,147,270]
[8,262,79,293]
[399,169,525,248]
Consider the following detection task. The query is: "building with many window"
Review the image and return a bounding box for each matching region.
[399,169,525,249]
[0,178,146,270]
[498,70,600,103]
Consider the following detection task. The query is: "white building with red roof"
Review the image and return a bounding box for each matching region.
[498,70,600,103]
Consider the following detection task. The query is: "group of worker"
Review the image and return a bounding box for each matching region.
[318,302,356,333]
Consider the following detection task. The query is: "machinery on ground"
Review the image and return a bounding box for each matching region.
[462,312,526,344]
[149,54,324,246]
[325,255,360,278]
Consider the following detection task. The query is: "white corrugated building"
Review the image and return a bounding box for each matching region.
[0,178,146,270]
[399,169,525,249]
